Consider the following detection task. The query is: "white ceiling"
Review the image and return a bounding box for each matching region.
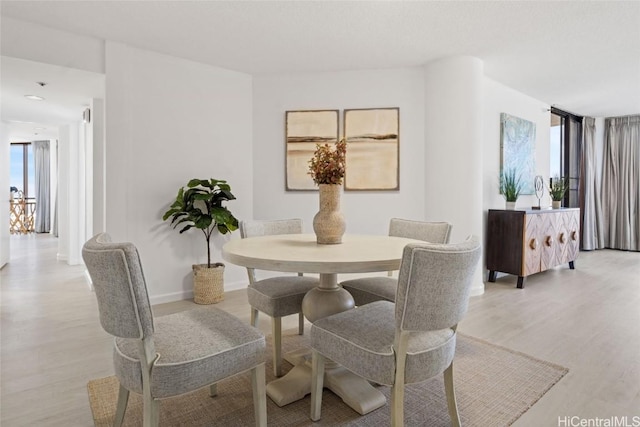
[1,56,104,140]
[2,0,639,141]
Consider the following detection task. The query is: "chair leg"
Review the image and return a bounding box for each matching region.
[392,332,409,427]
[272,316,282,377]
[444,362,461,427]
[310,350,325,421]
[390,381,405,427]
[113,383,129,427]
[251,363,267,427]
[298,312,305,335]
[209,383,218,397]
[250,308,259,327]
[142,396,159,427]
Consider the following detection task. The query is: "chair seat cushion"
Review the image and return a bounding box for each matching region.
[248,276,318,317]
[114,307,266,398]
[310,301,456,386]
[341,277,397,305]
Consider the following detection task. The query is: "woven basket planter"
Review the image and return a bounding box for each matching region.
[192,263,225,304]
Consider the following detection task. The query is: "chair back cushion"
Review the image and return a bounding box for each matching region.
[240,218,303,238]
[395,236,481,331]
[389,218,452,243]
[82,233,154,339]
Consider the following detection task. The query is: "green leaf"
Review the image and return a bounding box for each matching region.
[171,216,190,228]
[218,189,236,201]
[193,193,211,201]
[187,179,207,188]
[195,216,212,229]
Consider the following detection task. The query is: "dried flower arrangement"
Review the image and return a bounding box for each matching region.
[308,138,347,185]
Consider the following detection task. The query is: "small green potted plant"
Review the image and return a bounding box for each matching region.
[499,168,522,210]
[549,175,568,209]
[163,178,239,304]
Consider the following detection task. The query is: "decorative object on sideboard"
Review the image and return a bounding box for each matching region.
[549,175,569,209]
[532,175,544,209]
[499,168,522,210]
[162,178,239,303]
[308,139,347,244]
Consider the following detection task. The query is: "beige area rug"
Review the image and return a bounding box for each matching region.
[88,332,567,426]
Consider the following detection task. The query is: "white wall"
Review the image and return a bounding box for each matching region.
[483,78,552,212]
[49,139,58,237]
[253,68,426,235]
[0,16,104,73]
[2,15,563,300]
[424,56,485,294]
[91,99,105,235]
[104,42,254,302]
[254,69,555,287]
[0,122,9,268]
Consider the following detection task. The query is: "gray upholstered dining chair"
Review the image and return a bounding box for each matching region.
[310,236,481,426]
[82,233,267,427]
[240,219,319,377]
[341,218,452,305]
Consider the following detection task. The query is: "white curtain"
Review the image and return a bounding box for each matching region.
[581,118,604,249]
[33,140,51,233]
[601,116,640,251]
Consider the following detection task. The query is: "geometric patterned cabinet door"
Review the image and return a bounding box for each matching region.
[486,208,580,288]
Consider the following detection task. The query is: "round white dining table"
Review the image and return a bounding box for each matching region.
[222,233,419,415]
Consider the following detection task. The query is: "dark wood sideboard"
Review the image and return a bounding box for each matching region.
[486,208,580,288]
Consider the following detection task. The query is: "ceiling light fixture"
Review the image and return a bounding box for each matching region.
[24,95,45,101]
[7,119,35,124]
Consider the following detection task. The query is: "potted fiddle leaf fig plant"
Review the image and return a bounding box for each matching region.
[163,178,239,304]
[499,168,522,210]
[549,175,569,209]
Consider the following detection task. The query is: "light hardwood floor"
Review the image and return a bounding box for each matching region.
[1,234,639,426]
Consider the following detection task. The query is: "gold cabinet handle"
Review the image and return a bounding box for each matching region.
[571,231,577,241]
[545,236,553,247]
[559,232,566,243]
[529,238,538,250]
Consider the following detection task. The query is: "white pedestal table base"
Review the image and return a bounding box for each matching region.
[266,349,386,415]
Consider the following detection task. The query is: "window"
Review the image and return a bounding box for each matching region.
[10,142,35,198]
[549,113,564,179]
[549,108,582,208]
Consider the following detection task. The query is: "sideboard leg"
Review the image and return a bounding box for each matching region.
[569,261,575,270]
[488,270,497,282]
[517,276,525,289]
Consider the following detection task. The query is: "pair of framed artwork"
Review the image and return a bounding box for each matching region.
[285,108,399,191]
